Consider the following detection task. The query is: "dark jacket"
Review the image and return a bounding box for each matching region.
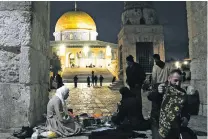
[147,83,163,124]
[87,77,90,83]
[147,82,190,125]
[74,76,78,83]
[94,76,98,82]
[91,74,95,82]
[126,62,146,88]
[56,74,63,89]
[99,76,104,82]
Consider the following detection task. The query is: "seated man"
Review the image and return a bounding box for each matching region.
[46,86,82,137]
[148,69,190,139]
[111,87,150,131]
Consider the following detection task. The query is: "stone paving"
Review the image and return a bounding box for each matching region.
[50,83,122,116]
[0,83,207,139]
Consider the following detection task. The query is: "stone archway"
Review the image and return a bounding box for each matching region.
[0,2,50,128]
[0,1,207,130]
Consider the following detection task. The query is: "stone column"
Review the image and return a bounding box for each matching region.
[186,1,207,116]
[0,2,50,128]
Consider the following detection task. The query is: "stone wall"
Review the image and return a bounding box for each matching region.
[118,25,164,84]
[118,2,164,84]
[186,2,207,116]
[0,2,50,128]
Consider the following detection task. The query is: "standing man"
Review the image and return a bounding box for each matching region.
[87,76,91,87]
[148,69,190,139]
[126,55,146,120]
[99,75,104,87]
[91,71,95,86]
[152,54,172,84]
[56,73,63,89]
[73,75,78,88]
[94,75,98,86]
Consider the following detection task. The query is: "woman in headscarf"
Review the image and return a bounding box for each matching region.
[46,86,82,137]
[111,87,150,131]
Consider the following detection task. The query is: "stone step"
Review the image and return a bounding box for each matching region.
[111,80,123,84]
[108,86,122,91]
[63,79,113,83]
[63,75,113,78]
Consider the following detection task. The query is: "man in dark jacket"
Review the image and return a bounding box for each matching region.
[87,76,90,87]
[126,55,146,120]
[56,74,63,89]
[99,75,104,87]
[111,87,150,131]
[94,75,98,86]
[73,75,78,88]
[148,69,190,139]
[91,71,95,86]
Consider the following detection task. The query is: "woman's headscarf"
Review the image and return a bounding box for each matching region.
[55,86,69,113]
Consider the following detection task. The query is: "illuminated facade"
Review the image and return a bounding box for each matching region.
[50,10,118,77]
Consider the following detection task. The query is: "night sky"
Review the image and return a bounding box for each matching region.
[50,1,188,60]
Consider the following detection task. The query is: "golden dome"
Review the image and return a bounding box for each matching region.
[55,11,96,32]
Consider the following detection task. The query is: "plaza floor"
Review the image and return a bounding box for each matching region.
[1,83,207,139]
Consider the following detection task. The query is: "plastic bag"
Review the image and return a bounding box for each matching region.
[40,131,57,138]
[31,132,38,139]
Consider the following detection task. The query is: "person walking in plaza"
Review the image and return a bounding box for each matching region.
[112,76,116,84]
[87,76,90,87]
[94,75,98,86]
[99,75,104,87]
[152,54,172,84]
[125,55,146,120]
[73,75,78,88]
[91,73,95,87]
[45,86,82,137]
[147,69,190,139]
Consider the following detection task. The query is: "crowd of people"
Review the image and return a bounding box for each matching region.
[45,54,196,139]
[78,70,104,88]
[111,54,194,139]
[49,71,105,89]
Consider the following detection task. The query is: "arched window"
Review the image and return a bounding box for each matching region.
[88,51,92,58]
[69,34,73,40]
[98,51,104,59]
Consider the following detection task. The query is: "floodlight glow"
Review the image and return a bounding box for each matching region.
[175,61,180,68]
[106,45,111,56]
[83,46,89,56]
[183,61,188,65]
[59,45,65,56]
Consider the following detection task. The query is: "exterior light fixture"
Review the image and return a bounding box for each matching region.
[183,61,188,65]
[106,45,111,56]
[83,46,89,56]
[175,61,181,69]
[59,45,65,56]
